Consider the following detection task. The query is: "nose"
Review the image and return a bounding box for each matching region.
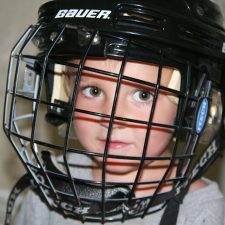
[99,95,128,129]
[100,118,127,129]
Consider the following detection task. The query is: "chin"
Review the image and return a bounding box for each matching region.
[104,159,139,175]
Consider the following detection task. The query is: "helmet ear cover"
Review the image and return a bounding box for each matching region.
[44,64,70,126]
[198,88,223,144]
[180,63,223,143]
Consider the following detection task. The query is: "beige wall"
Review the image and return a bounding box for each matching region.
[0,0,225,223]
[0,1,47,223]
[0,0,48,190]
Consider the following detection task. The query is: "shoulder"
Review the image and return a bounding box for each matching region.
[178,178,225,225]
[13,191,78,225]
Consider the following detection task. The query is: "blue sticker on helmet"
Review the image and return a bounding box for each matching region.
[196,98,209,134]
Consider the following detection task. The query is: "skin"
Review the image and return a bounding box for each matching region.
[68,58,206,196]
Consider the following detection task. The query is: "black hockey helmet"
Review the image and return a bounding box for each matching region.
[3,0,225,224]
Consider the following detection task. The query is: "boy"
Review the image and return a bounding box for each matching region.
[3,0,225,224]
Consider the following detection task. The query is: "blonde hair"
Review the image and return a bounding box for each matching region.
[53,63,181,105]
[167,69,181,104]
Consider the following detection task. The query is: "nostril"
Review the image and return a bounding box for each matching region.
[100,122,109,128]
[100,119,128,130]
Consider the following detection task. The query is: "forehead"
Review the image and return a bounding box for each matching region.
[83,58,173,85]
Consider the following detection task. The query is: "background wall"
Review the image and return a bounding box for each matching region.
[0,0,225,224]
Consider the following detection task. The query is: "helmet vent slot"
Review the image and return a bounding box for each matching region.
[114,4,166,32]
[178,25,221,50]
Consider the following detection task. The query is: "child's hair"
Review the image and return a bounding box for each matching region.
[58,63,181,105]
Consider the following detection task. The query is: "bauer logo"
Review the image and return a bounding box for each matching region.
[55,9,112,19]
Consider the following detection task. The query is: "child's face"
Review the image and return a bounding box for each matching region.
[71,58,178,175]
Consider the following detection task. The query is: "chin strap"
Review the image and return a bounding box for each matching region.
[159,188,188,225]
[4,172,178,225]
[4,173,186,225]
[4,173,31,225]
[159,128,225,225]
[5,130,224,225]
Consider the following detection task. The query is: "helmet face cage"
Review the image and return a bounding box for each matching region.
[3,0,225,223]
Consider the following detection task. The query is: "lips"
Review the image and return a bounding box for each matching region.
[99,140,131,150]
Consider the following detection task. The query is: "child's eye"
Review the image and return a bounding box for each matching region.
[132,90,153,103]
[81,86,103,98]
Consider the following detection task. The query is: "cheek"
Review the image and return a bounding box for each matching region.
[147,130,173,157]
[74,120,87,138]
[153,95,177,124]
[73,115,95,149]
[134,96,176,157]
[134,128,173,157]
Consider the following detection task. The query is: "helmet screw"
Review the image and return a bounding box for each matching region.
[93,33,101,45]
[196,5,205,16]
[50,32,63,43]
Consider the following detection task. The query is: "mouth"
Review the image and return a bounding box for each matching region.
[99,140,131,150]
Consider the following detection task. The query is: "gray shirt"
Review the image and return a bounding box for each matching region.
[12,178,225,225]
[12,155,225,225]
